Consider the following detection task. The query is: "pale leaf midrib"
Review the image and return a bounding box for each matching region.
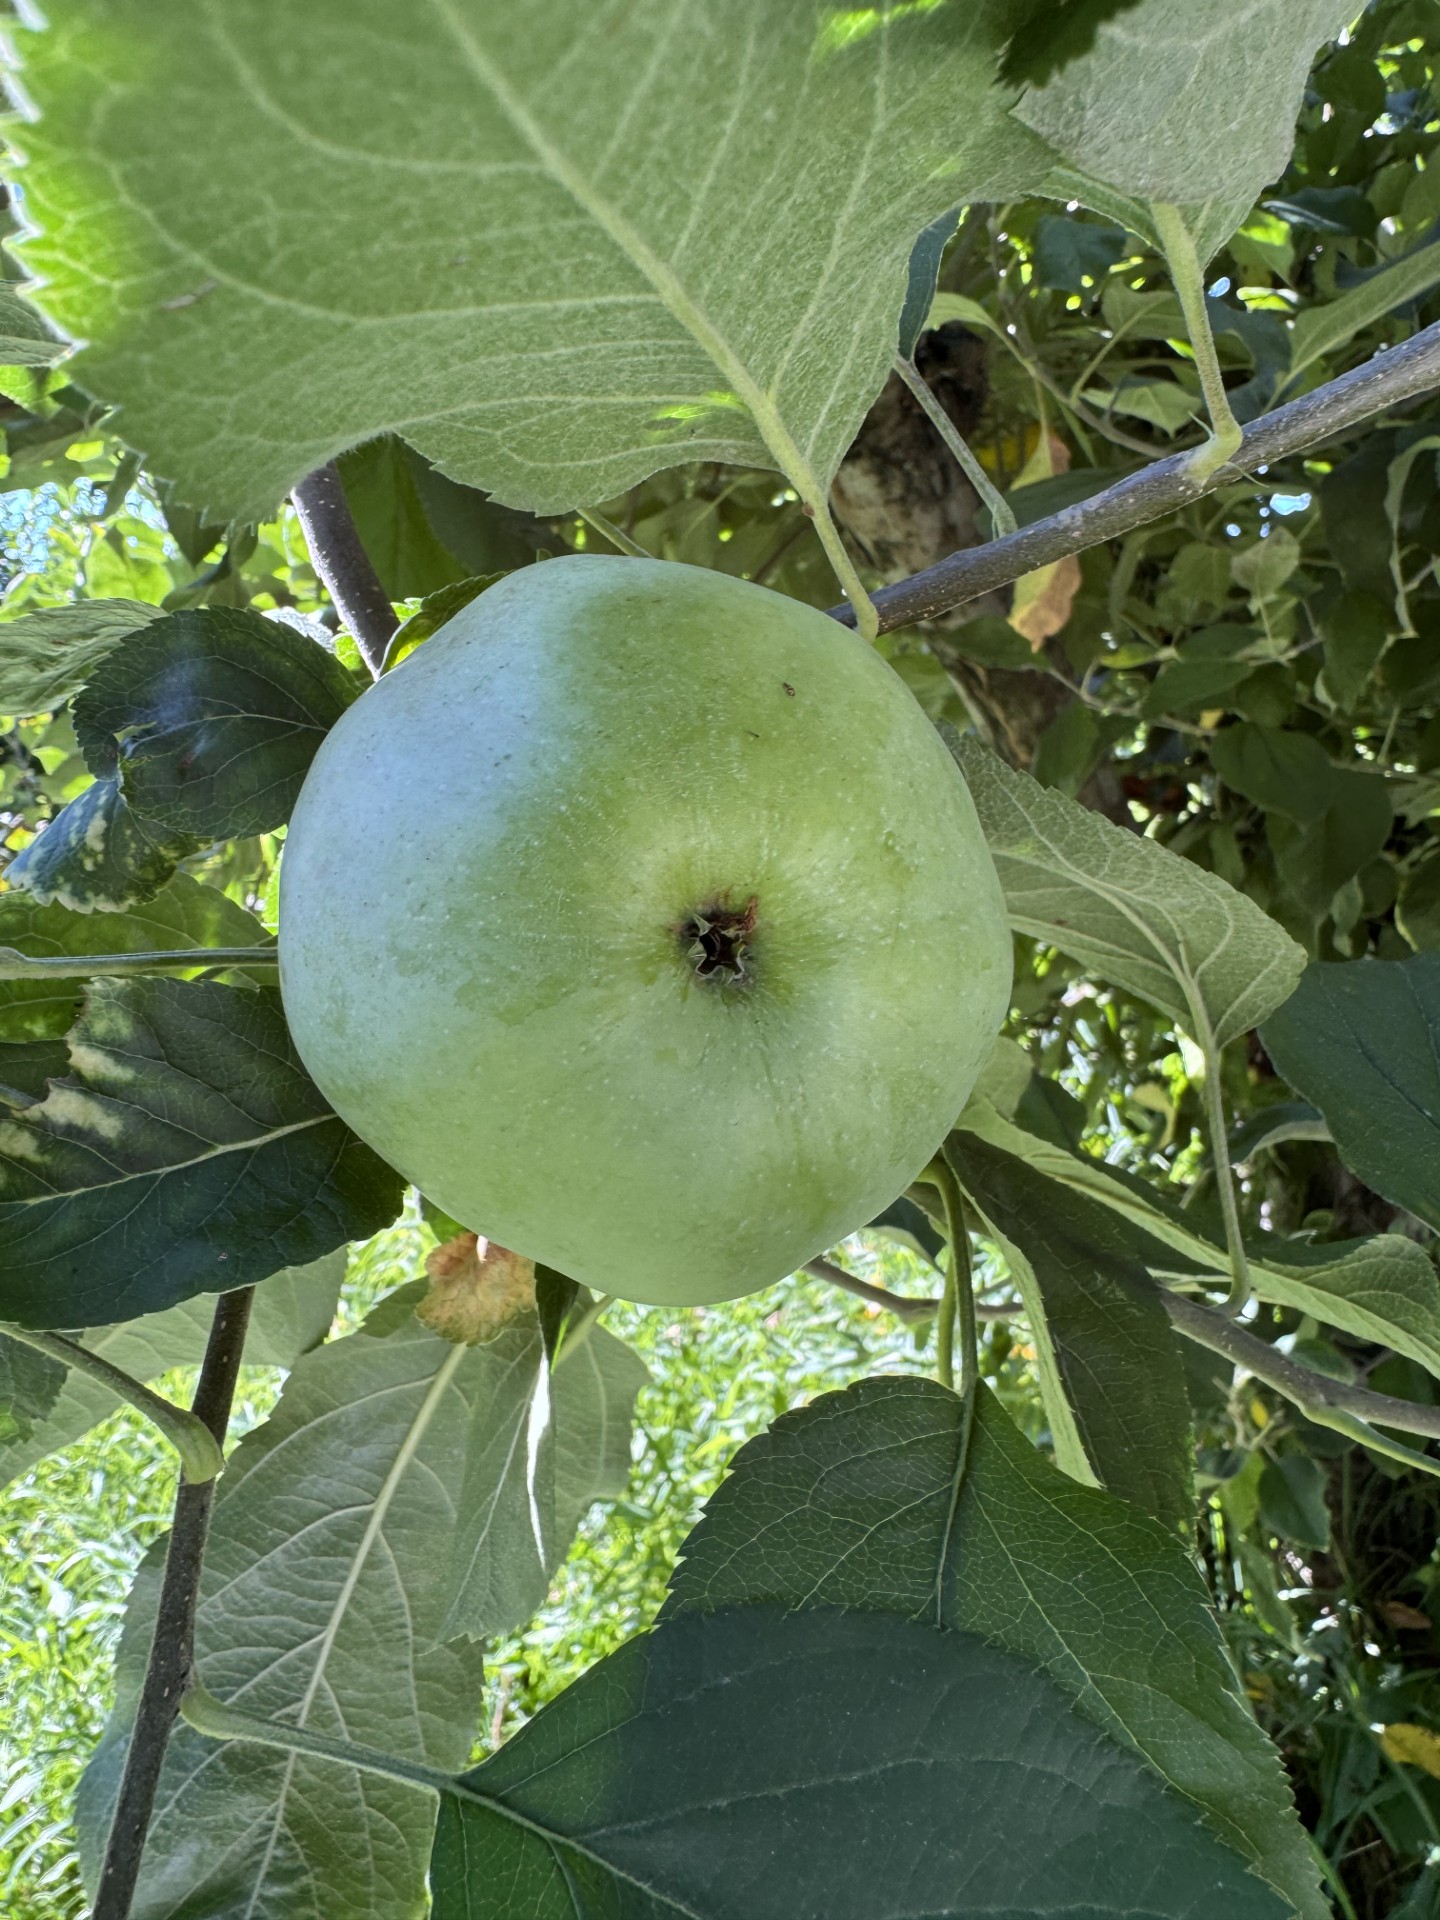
[423,0,830,509]
[242,1339,469,1920]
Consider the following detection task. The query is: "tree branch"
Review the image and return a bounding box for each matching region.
[290,463,397,676]
[92,1286,255,1920]
[803,1255,1020,1324]
[830,320,1440,635]
[1161,1286,1440,1445]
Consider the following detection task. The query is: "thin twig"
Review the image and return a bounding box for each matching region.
[92,1286,255,1920]
[291,463,397,676]
[829,320,1440,635]
[804,1257,937,1324]
[804,1257,1019,1322]
[0,1324,223,1483]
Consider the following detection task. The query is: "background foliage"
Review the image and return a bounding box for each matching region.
[6,2,1440,1917]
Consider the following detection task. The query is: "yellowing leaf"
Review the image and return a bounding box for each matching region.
[1382,1723,1440,1778]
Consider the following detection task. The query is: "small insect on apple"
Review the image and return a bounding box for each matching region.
[279,556,1011,1305]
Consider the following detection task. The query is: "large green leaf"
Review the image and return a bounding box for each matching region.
[74,606,359,839]
[954,736,1305,1047]
[433,1604,1288,1920]
[1261,954,1440,1234]
[14,2,1050,521]
[0,977,403,1327]
[0,597,161,715]
[0,870,272,1051]
[949,1128,1194,1529]
[663,1377,1324,1920]
[0,1253,343,1489]
[1015,1,1351,260]
[78,1286,643,1920]
[5,773,201,912]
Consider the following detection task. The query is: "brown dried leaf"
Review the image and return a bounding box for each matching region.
[418,1232,537,1345]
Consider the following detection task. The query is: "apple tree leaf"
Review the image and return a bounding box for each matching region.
[0,597,162,716]
[433,1280,646,1641]
[77,1294,488,1920]
[0,1252,343,1489]
[661,1377,1323,1920]
[1261,954,1440,1235]
[1015,0,1353,259]
[433,1603,1289,1920]
[0,976,403,1328]
[0,872,271,1107]
[78,1284,644,1920]
[335,436,543,600]
[0,1327,66,1442]
[13,1,1051,521]
[672,1382,1328,1920]
[73,606,360,840]
[953,734,1305,1048]
[5,773,202,912]
[961,1067,1440,1382]
[947,1127,1195,1530]
[0,280,68,366]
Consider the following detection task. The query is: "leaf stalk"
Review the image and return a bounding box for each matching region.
[0,1323,224,1483]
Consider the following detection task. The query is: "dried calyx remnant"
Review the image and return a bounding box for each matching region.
[679,894,759,983]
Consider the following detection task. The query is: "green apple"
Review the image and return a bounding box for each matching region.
[279,556,1010,1305]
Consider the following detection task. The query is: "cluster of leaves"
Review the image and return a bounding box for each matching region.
[5,2,1440,1919]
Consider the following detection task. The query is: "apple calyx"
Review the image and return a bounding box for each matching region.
[680,893,759,984]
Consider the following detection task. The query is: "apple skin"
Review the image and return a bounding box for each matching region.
[279,556,1011,1305]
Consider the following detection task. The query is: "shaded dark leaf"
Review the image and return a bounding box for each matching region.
[6,774,201,911]
[73,606,359,840]
[0,977,403,1328]
[1261,953,1440,1233]
[664,1375,1323,1918]
[0,871,272,1051]
[434,1606,1289,1920]
[948,1129,1195,1531]
[0,1329,66,1442]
